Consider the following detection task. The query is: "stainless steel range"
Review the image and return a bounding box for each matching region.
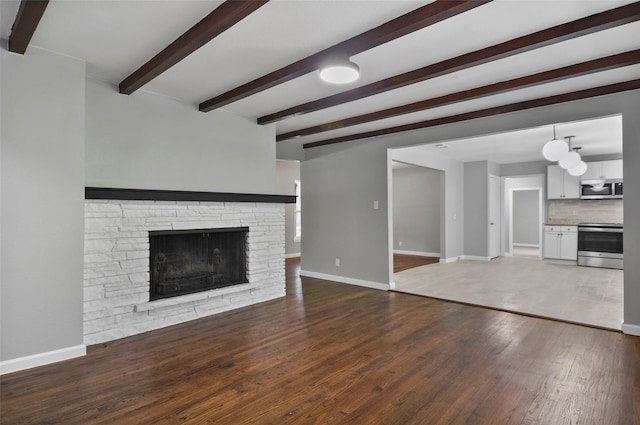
[577,223,623,269]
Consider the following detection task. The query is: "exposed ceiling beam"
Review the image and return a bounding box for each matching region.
[278,49,640,141]
[303,79,640,149]
[119,0,269,95]
[8,0,49,54]
[198,0,492,112]
[262,1,640,125]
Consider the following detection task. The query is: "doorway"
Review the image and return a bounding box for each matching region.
[391,161,442,273]
[511,188,542,258]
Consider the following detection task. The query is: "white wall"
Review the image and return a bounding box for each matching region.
[86,79,276,194]
[276,159,301,257]
[392,164,441,255]
[1,47,86,364]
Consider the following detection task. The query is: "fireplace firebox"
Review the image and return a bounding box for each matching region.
[149,227,248,300]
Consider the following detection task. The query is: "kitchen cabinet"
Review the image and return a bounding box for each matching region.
[544,225,577,261]
[581,159,623,180]
[547,165,580,199]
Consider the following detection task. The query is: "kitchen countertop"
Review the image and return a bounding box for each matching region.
[545,221,581,226]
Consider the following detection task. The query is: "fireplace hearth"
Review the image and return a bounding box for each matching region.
[149,227,248,300]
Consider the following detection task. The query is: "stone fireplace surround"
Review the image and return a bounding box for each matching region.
[83,188,294,345]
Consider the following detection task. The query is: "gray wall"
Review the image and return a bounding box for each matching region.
[276,160,301,256]
[392,164,440,255]
[392,149,465,263]
[464,161,489,257]
[301,145,389,284]
[1,47,86,361]
[1,52,280,364]
[301,89,640,332]
[501,160,548,176]
[86,79,275,194]
[502,174,545,254]
[513,190,540,246]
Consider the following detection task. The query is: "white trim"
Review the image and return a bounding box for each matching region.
[393,249,439,257]
[285,252,301,259]
[622,323,640,336]
[0,344,86,375]
[513,243,540,248]
[439,256,460,264]
[462,255,491,261]
[300,270,389,291]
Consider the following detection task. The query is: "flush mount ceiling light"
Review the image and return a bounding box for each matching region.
[319,54,360,84]
[542,125,568,161]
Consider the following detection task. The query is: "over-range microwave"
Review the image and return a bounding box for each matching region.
[580,179,623,199]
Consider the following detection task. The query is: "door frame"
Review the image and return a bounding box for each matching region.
[508,186,543,259]
[489,175,502,258]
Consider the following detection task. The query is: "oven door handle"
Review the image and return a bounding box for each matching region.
[578,227,623,233]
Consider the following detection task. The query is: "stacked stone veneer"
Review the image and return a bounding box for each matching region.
[84,200,285,345]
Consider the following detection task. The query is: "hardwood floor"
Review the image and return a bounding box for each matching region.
[393,253,439,273]
[2,257,639,424]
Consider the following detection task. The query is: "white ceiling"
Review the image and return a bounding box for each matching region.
[403,114,623,165]
[1,0,636,155]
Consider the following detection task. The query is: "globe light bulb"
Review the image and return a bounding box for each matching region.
[567,161,587,176]
[542,138,568,161]
[559,150,581,170]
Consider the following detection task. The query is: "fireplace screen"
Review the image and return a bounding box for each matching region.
[149,227,248,301]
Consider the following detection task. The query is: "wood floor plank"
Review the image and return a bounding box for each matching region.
[393,253,439,273]
[1,258,639,424]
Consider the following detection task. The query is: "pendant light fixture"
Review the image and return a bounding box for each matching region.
[319,54,360,84]
[542,125,568,161]
[568,160,588,177]
[560,137,587,176]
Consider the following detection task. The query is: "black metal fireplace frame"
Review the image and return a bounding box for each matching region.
[149,227,249,301]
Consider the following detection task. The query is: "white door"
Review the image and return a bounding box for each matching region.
[489,175,501,258]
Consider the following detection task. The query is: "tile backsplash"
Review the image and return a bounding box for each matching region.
[547,199,623,225]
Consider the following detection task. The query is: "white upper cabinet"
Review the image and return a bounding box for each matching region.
[547,164,580,199]
[581,160,623,180]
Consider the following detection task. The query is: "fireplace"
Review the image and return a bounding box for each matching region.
[149,227,248,300]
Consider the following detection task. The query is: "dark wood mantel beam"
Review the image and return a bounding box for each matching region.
[303,79,640,149]
[8,0,49,54]
[119,0,269,95]
[262,1,640,125]
[277,49,640,141]
[198,0,492,112]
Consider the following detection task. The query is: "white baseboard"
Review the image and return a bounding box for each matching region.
[285,253,301,259]
[439,256,460,263]
[300,270,389,291]
[622,323,640,336]
[393,250,439,257]
[462,255,491,261]
[0,344,86,375]
[440,255,491,263]
[513,243,540,248]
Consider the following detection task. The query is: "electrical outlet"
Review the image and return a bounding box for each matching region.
[399,241,403,247]
[335,258,340,267]
[373,200,379,210]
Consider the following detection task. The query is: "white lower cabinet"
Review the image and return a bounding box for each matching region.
[544,225,577,261]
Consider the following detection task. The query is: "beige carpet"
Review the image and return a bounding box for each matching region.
[393,255,623,330]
